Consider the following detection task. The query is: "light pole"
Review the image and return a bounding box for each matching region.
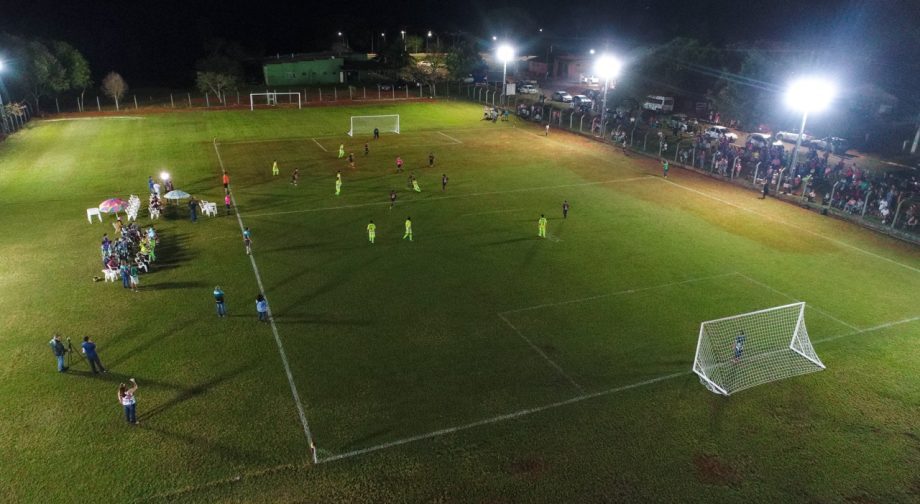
[594,54,622,137]
[400,30,406,51]
[785,78,836,181]
[427,31,432,53]
[0,60,8,134]
[496,44,514,106]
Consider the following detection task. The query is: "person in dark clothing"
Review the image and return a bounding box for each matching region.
[81,336,107,374]
[188,198,198,222]
[49,334,68,372]
[373,127,380,140]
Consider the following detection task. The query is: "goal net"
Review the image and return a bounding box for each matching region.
[347,114,400,137]
[250,92,302,111]
[692,302,825,396]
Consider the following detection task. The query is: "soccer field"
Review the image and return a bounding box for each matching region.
[0,102,918,503]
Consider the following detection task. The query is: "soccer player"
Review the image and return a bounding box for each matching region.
[335,174,342,196]
[222,172,230,189]
[732,330,746,363]
[291,168,299,186]
[396,156,404,173]
[389,190,397,210]
[347,152,354,164]
[562,200,570,219]
[272,159,279,176]
[373,127,379,140]
[661,159,670,178]
[367,220,376,244]
[364,143,369,156]
[338,144,345,158]
[545,124,550,136]
[538,214,547,238]
[412,176,421,193]
[403,217,413,241]
[242,227,253,255]
[428,152,435,167]
[441,174,448,192]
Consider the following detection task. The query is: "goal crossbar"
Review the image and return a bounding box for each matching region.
[347,114,400,137]
[692,302,825,396]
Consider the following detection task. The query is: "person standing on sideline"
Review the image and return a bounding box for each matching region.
[291,168,299,186]
[364,143,369,156]
[428,152,435,167]
[49,334,68,373]
[760,181,769,199]
[118,379,139,425]
[224,193,232,215]
[256,294,269,322]
[403,217,413,241]
[338,144,345,158]
[120,261,130,289]
[562,200,570,219]
[81,336,107,374]
[367,220,376,244]
[373,127,380,140]
[213,286,227,317]
[129,263,139,292]
[396,156,404,173]
[661,159,669,178]
[153,181,161,198]
[188,197,198,222]
[389,190,397,210]
[222,172,230,189]
[545,124,550,136]
[441,174,448,192]
[272,160,279,176]
[242,227,253,255]
[538,214,547,238]
[148,176,155,193]
[621,137,629,156]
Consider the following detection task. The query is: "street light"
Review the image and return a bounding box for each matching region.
[589,49,595,55]
[400,30,406,51]
[497,44,514,105]
[594,54,622,137]
[0,60,7,134]
[427,30,432,52]
[492,35,497,41]
[784,77,836,180]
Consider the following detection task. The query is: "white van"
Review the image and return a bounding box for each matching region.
[642,95,675,112]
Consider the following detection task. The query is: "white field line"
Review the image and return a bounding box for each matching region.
[501,272,740,315]
[246,175,653,218]
[43,116,145,121]
[437,131,463,144]
[218,126,507,145]
[813,315,920,344]
[213,139,318,463]
[310,138,328,152]
[459,207,526,217]
[497,313,583,393]
[657,178,920,275]
[734,273,860,331]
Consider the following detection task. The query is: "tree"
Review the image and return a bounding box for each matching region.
[405,35,423,54]
[102,72,128,110]
[51,41,92,108]
[444,37,484,80]
[196,71,239,103]
[19,39,68,112]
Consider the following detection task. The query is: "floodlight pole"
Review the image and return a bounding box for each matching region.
[501,60,507,106]
[788,111,808,181]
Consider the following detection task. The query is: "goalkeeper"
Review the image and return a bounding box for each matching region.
[732,331,746,363]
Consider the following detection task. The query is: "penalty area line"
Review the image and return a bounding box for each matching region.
[497,313,583,393]
[311,138,328,152]
[734,273,860,331]
[437,131,463,144]
[213,138,319,463]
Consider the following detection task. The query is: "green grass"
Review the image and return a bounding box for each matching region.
[0,101,918,503]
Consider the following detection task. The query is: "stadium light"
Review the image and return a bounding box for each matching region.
[784,77,837,180]
[589,48,595,55]
[160,171,170,182]
[492,35,497,41]
[497,44,514,105]
[426,31,432,52]
[539,28,543,33]
[594,54,622,137]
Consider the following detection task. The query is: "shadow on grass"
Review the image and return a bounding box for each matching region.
[147,230,196,272]
[138,362,257,421]
[271,314,373,326]
[139,423,269,465]
[103,318,188,369]
[478,237,534,246]
[67,369,186,392]
[143,281,209,291]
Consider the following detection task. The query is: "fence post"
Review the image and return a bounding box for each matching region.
[349,87,353,100]
[776,167,786,193]
[334,87,337,101]
[170,94,175,108]
[55,98,60,114]
[205,92,210,107]
[406,86,409,99]
[861,191,872,218]
[318,88,322,102]
[187,93,192,107]
[643,131,650,151]
[96,96,101,111]
[569,112,574,130]
[753,162,762,184]
[134,95,138,109]
[392,88,396,100]
[237,91,240,105]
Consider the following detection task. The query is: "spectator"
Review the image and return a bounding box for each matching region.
[48,334,68,373]
[118,379,139,425]
[256,294,269,322]
[214,286,227,317]
[81,336,107,374]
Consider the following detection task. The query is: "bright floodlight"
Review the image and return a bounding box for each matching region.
[0,60,4,71]
[786,78,836,113]
[595,55,622,80]
[160,171,170,181]
[589,49,595,55]
[497,44,514,63]
[492,35,497,41]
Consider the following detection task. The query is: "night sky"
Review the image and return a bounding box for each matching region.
[3,0,920,98]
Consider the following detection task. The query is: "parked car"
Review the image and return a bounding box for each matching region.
[518,84,538,94]
[552,91,573,103]
[746,133,773,148]
[811,136,851,154]
[668,113,695,131]
[581,75,600,84]
[461,75,474,83]
[775,129,814,144]
[377,83,393,91]
[642,95,675,112]
[571,95,593,109]
[704,126,738,142]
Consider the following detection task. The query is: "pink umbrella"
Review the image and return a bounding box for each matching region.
[98,198,127,214]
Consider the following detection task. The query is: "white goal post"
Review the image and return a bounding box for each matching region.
[692,302,825,396]
[250,92,302,111]
[347,114,400,137]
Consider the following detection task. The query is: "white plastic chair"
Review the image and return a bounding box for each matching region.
[203,202,218,217]
[102,269,118,282]
[87,208,102,223]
